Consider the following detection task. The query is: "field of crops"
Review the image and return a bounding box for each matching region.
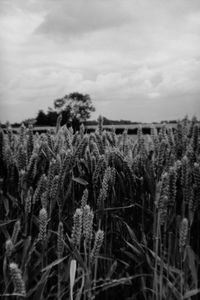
[0,116,200,300]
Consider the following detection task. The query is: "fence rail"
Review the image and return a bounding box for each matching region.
[85,123,178,130]
[10,123,180,134]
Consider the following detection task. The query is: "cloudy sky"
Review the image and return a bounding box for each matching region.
[0,0,200,123]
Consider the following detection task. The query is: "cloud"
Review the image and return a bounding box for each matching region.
[37,0,131,39]
[0,0,200,123]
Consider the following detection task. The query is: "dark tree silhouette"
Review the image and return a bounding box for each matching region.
[54,92,95,131]
[35,93,95,130]
[35,110,48,126]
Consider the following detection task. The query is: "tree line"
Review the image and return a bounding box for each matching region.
[3,91,179,130]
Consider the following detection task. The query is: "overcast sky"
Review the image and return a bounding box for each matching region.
[0,0,200,123]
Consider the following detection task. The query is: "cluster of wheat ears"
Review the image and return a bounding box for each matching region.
[0,115,199,300]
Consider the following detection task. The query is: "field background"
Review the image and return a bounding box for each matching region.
[0,116,200,300]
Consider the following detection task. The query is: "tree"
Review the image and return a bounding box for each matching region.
[35,109,57,126]
[35,110,48,126]
[54,92,95,131]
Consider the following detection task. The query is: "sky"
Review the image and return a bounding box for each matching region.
[0,0,200,123]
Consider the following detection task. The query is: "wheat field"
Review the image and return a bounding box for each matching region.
[0,116,200,299]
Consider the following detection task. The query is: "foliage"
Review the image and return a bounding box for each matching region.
[35,108,70,127]
[54,92,95,130]
[0,116,200,299]
[35,92,95,130]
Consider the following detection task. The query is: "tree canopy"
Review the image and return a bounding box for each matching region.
[35,92,95,130]
[54,92,95,126]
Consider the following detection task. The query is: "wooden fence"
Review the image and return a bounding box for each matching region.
[11,123,179,134]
